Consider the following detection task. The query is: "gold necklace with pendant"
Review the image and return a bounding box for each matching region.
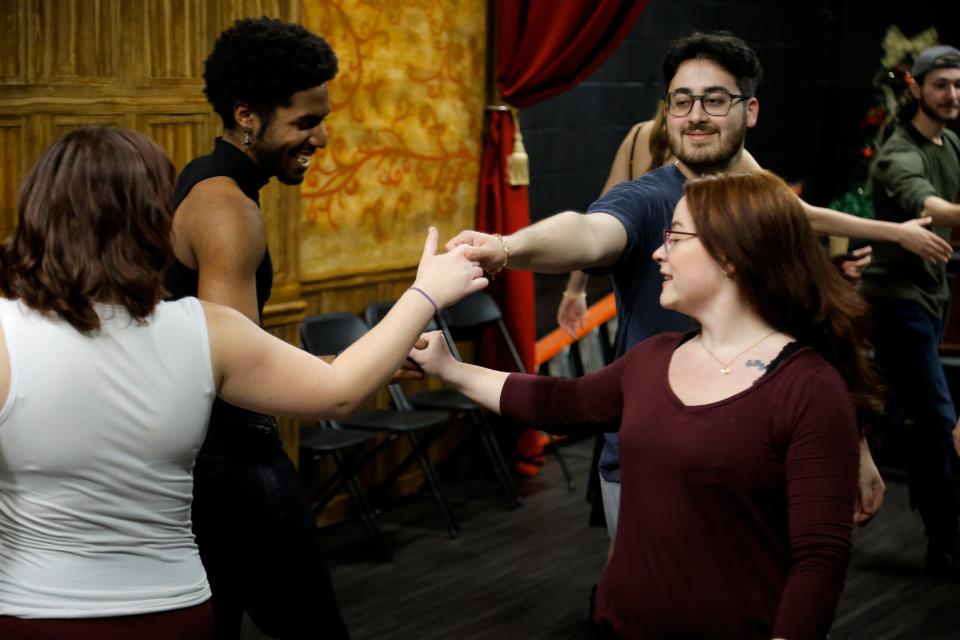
[697,331,778,375]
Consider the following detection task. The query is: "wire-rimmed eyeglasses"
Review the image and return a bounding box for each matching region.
[663,229,698,256]
[664,89,749,117]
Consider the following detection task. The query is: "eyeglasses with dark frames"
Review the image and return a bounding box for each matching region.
[663,89,749,117]
[663,229,698,256]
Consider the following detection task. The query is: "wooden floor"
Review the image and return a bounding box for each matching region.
[243,438,960,639]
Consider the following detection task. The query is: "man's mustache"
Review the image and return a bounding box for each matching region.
[684,124,720,134]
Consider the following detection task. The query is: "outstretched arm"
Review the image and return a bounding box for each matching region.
[801,200,952,263]
[920,195,960,228]
[445,211,627,275]
[875,148,960,230]
[409,331,509,412]
[206,229,487,421]
[411,330,628,436]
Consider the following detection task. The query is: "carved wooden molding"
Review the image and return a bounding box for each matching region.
[263,299,308,329]
[301,264,418,294]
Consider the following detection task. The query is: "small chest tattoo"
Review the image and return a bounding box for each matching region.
[745,359,768,371]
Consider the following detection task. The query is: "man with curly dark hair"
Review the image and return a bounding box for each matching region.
[164,18,348,639]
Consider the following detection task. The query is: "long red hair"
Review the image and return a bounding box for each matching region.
[684,170,883,423]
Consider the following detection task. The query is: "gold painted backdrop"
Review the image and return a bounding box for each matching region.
[299,0,486,280]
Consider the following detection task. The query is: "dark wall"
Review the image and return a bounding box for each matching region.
[524,0,960,336]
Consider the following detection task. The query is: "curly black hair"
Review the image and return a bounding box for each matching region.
[204,17,339,128]
[663,31,763,97]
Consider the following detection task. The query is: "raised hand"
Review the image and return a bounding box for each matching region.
[557,292,587,338]
[853,439,885,526]
[444,229,506,272]
[898,217,953,263]
[390,337,428,382]
[408,330,456,378]
[413,227,488,309]
[836,246,872,281]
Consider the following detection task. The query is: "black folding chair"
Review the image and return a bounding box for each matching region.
[365,302,522,510]
[300,313,461,538]
[299,425,390,562]
[439,291,576,491]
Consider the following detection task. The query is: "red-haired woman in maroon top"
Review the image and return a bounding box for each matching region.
[411,170,881,640]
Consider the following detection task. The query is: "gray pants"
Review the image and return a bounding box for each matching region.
[599,473,621,540]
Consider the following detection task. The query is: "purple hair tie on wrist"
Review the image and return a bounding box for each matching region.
[409,286,439,315]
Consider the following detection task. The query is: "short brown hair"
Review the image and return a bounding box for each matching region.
[663,31,763,97]
[0,126,175,333]
[684,170,883,423]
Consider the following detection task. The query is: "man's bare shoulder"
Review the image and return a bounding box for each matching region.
[175,177,266,266]
[198,297,249,328]
[177,177,260,222]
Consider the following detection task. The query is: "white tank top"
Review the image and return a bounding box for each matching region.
[0,297,215,618]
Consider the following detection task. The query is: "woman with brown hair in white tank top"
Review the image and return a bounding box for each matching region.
[0,126,486,639]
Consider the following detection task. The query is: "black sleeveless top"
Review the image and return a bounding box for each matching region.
[164,138,278,461]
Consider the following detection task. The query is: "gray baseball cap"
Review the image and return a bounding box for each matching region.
[912,45,960,79]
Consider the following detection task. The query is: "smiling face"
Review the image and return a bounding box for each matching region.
[665,58,758,174]
[913,67,960,125]
[248,83,330,185]
[653,197,731,315]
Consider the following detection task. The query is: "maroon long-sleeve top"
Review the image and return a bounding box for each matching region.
[500,333,859,639]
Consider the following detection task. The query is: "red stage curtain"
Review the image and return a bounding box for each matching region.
[497,1,649,109]
[477,0,648,373]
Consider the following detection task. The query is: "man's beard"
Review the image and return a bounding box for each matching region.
[253,141,305,186]
[275,167,305,186]
[918,93,959,124]
[668,119,747,175]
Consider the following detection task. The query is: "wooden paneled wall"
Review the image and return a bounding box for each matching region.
[1,1,294,230]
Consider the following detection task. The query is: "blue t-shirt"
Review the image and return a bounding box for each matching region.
[585,164,695,481]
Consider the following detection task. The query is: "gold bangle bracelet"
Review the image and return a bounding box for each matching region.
[562,290,587,299]
[487,233,510,280]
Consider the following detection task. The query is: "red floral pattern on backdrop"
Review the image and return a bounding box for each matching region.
[299,1,486,280]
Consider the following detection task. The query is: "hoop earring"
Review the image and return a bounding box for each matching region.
[242,127,253,146]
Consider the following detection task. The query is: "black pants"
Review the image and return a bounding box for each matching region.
[870,298,960,552]
[192,411,349,640]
